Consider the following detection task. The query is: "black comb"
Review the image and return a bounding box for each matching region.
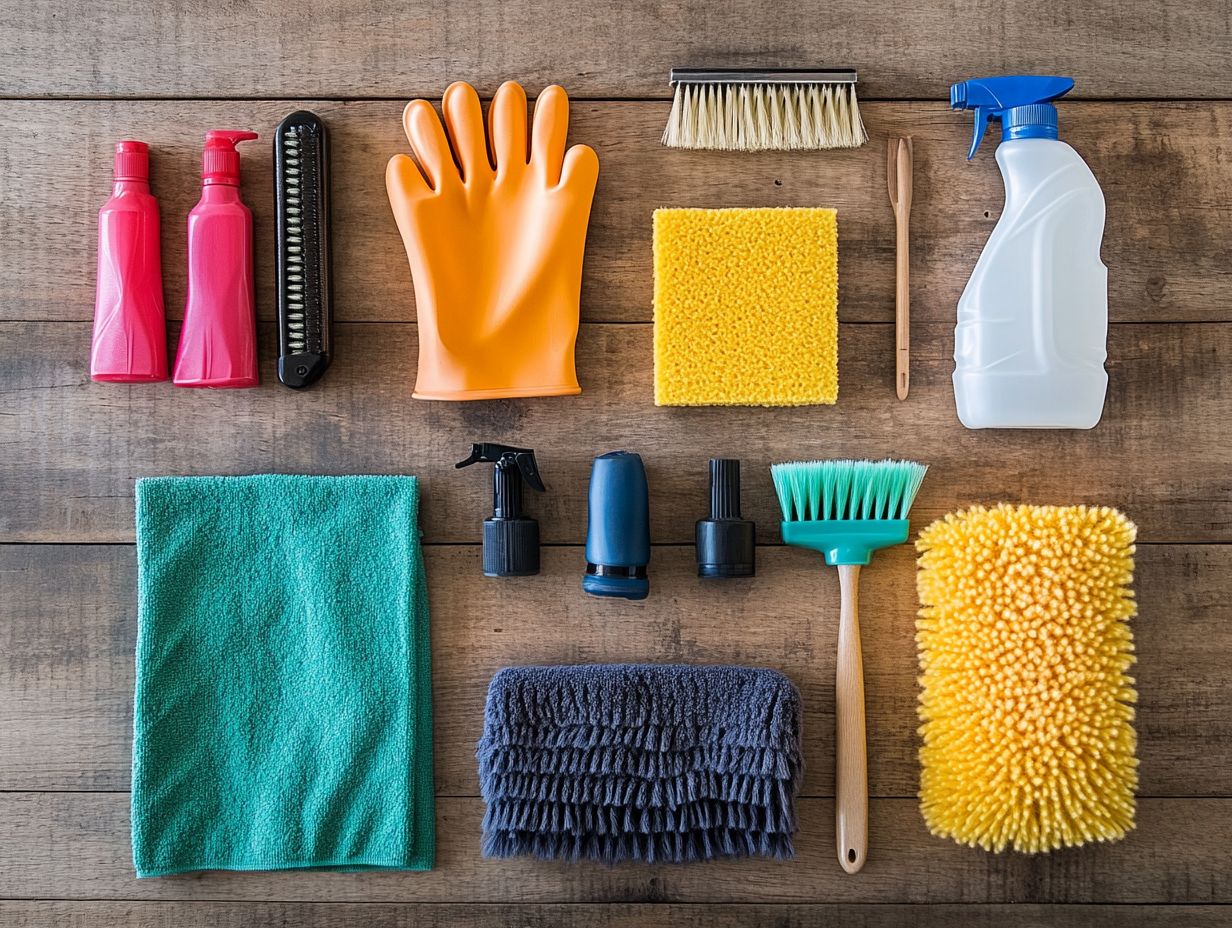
[274,111,332,388]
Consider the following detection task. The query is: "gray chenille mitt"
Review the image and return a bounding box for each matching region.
[477,663,803,864]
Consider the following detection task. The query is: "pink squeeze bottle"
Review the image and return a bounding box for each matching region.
[173,130,260,388]
[90,140,168,382]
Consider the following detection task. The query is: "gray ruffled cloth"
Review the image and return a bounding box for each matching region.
[477,664,803,864]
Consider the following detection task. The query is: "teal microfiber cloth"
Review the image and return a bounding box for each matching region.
[131,475,434,877]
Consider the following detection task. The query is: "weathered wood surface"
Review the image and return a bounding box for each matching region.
[3,1,1230,99]
[3,543,1228,797]
[2,321,1228,544]
[1,793,1229,904]
[5,1,1230,919]
[4,101,1230,327]
[0,902,1227,928]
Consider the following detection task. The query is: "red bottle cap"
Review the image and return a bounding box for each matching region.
[202,130,259,185]
[114,140,149,182]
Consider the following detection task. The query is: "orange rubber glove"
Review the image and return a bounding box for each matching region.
[386,81,600,400]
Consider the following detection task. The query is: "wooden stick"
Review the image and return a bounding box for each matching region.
[835,563,868,873]
[888,137,914,400]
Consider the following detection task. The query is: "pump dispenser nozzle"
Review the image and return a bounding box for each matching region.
[950,76,1074,159]
[456,443,546,577]
[202,130,259,185]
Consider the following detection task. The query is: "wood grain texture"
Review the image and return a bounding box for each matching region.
[3,1,1230,99]
[2,321,1228,545]
[2,792,1230,904]
[6,2,1231,916]
[1,901,1228,928]
[2,101,1230,327]
[4,544,1229,797]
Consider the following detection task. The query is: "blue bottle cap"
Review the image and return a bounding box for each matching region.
[583,566,650,600]
[1003,103,1059,141]
[583,451,651,601]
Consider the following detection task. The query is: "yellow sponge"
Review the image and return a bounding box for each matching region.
[653,207,838,406]
[915,505,1138,853]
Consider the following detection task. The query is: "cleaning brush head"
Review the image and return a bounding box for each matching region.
[772,458,927,521]
[663,69,868,151]
[772,459,927,565]
[274,110,332,389]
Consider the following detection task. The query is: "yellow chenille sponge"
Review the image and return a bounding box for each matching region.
[653,207,838,406]
[915,505,1138,854]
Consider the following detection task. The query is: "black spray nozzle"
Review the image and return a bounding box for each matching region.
[456,443,545,577]
[456,443,545,491]
[696,458,755,578]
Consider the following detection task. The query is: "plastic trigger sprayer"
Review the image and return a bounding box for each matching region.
[949,76,1108,429]
[456,443,546,577]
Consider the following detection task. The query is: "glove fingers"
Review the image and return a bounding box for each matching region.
[386,152,434,219]
[560,143,600,198]
[442,81,493,182]
[489,80,529,171]
[403,100,457,191]
[531,84,570,186]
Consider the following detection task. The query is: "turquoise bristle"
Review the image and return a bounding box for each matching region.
[771,459,928,522]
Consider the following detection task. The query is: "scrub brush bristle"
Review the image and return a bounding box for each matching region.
[773,458,927,524]
[915,504,1138,853]
[662,69,868,151]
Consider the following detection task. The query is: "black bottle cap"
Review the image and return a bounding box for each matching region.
[456,443,546,578]
[696,458,755,578]
[483,516,540,577]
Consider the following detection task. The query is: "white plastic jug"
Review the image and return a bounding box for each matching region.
[951,76,1108,429]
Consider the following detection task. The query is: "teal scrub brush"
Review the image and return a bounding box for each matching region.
[771,458,927,874]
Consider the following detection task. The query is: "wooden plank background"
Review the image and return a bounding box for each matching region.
[2,1,1231,925]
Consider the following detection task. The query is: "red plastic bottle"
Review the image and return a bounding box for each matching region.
[173,130,260,388]
[90,140,168,382]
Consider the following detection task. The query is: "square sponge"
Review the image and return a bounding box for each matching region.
[653,207,838,407]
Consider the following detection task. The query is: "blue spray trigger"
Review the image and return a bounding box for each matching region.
[966,107,995,160]
[951,76,1075,159]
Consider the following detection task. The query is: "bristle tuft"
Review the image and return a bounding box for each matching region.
[771,459,927,522]
[662,81,867,151]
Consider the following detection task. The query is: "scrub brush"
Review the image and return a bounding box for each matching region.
[772,458,928,873]
[662,69,868,151]
[274,110,332,389]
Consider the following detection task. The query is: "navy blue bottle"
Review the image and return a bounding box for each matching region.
[583,451,650,600]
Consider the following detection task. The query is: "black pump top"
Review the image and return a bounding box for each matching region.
[696,458,756,579]
[456,443,545,577]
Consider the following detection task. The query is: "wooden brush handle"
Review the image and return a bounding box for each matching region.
[836,563,868,873]
[894,200,910,399]
[888,138,913,401]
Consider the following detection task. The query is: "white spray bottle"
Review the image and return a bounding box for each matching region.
[950,76,1107,429]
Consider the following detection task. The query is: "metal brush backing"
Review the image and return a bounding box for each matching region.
[274,110,332,388]
[669,68,858,85]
